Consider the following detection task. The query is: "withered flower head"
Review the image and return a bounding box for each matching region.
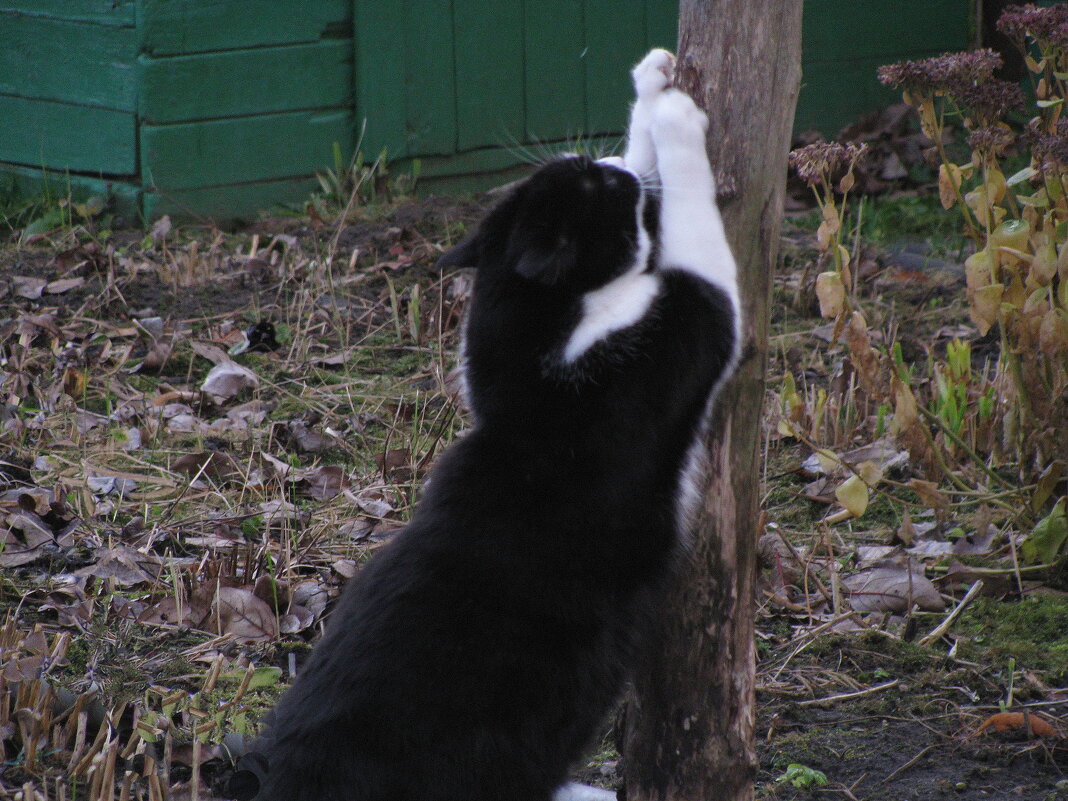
[997,4,1068,47]
[788,141,867,187]
[878,50,1001,93]
[968,125,1016,158]
[954,79,1025,125]
[877,49,1002,94]
[1029,118,1068,166]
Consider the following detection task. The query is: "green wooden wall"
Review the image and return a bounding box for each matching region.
[0,0,970,220]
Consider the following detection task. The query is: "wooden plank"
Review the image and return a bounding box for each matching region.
[354,0,457,160]
[353,2,409,159]
[0,162,141,218]
[804,0,969,60]
[0,1,134,26]
[453,0,524,152]
[0,14,138,110]
[142,176,320,220]
[401,0,457,158]
[139,0,351,57]
[0,95,136,175]
[140,109,354,191]
[524,0,586,143]
[584,0,646,135]
[140,41,352,124]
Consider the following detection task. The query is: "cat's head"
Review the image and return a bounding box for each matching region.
[438,155,649,293]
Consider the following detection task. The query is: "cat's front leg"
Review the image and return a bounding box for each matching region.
[650,88,739,315]
[621,48,675,177]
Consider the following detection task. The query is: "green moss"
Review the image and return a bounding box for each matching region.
[768,725,875,772]
[806,631,933,674]
[956,595,1068,683]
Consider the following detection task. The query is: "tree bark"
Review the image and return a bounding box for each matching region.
[623,4,802,801]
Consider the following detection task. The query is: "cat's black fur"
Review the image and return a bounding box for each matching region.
[236,114,737,801]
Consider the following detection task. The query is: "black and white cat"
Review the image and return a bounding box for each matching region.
[236,48,741,801]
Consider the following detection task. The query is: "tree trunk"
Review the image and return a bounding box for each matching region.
[623,4,802,801]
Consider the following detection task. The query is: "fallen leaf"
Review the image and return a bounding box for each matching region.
[297,465,348,500]
[801,438,907,478]
[172,451,242,483]
[842,563,945,613]
[76,545,159,586]
[291,579,329,620]
[137,596,196,628]
[279,605,315,634]
[353,486,394,518]
[44,277,85,294]
[907,479,950,514]
[835,475,870,518]
[0,512,54,566]
[12,276,47,299]
[208,587,278,643]
[201,361,259,400]
[284,420,334,453]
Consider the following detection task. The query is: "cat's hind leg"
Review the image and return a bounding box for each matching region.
[621,48,675,177]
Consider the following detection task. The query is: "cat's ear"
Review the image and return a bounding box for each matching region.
[514,241,577,287]
[436,235,481,269]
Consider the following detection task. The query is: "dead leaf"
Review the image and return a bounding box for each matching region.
[0,512,54,566]
[137,596,196,628]
[208,587,278,643]
[150,215,172,247]
[39,585,93,627]
[283,419,334,453]
[842,562,945,613]
[802,438,907,478]
[332,558,358,578]
[279,605,316,634]
[908,479,950,514]
[297,465,348,500]
[253,574,289,612]
[12,276,47,300]
[835,475,870,518]
[815,271,846,318]
[44,277,85,294]
[291,579,329,620]
[75,545,158,586]
[172,451,242,483]
[352,486,394,518]
[201,360,259,400]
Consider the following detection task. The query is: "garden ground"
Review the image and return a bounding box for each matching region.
[1,180,1066,800]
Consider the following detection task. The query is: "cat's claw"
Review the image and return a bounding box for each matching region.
[632,48,675,100]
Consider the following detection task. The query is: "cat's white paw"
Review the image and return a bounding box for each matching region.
[650,88,708,153]
[632,48,675,100]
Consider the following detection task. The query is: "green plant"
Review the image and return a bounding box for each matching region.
[788,141,866,330]
[314,121,422,215]
[879,8,1068,474]
[775,763,829,790]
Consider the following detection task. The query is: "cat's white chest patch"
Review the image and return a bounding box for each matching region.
[563,271,660,363]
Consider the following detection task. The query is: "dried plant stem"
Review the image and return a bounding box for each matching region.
[918,580,983,647]
[918,407,1016,497]
[798,678,900,707]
